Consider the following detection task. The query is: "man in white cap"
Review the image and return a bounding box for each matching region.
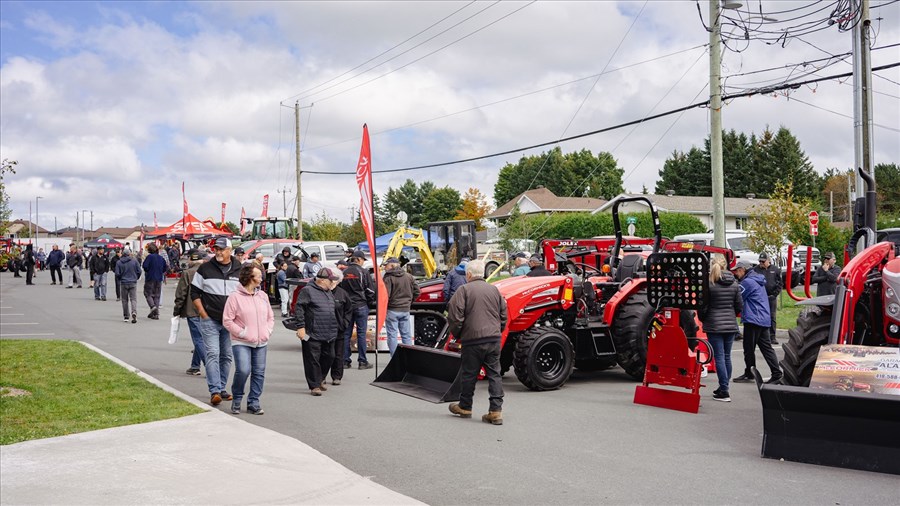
[191,237,242,406]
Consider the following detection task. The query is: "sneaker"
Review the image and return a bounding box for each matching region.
[700,365,708,378]
[248,406,265,415]
[481,411,503,425]
[219,391,233,401]
[765,375,783,385]
[131,313,137,324]
[124,317,130,322]
[713,390,731,402]
[319,382,328,391]
[230,403,240,415]
[66,286,73,289]
[281,312,289,318]
[344,362,352,369]
[358,362,372,370]
[101,297,107,301]
[733,374,754,383]
[310,387,323,396]
[331,379,341,386]
[210,393,222,406]
[185,368,201,376]
[449,403,472,418]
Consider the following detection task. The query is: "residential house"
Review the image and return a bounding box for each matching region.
[487,187,607,224]
[592,193,770,231]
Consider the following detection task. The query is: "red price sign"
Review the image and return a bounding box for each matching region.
[810,224,819,237]
[808,211,819,225]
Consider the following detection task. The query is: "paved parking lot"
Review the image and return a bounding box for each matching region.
[2,276,897,505]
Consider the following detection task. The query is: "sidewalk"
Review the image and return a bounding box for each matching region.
[0,348,423,505]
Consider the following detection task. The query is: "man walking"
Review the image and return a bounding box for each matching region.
[91,248,110,301]
[174,249,208,375]
[65,244,84,288]
[109,248,123,301]
[447,260,508,425]
[812,252,841,296]
[142,244,167,319]
[115,250,142,323]
[752,252,782,344]
[732,261,782,384]
[191,237,241,406]
[383,257,420,355]
[339,250,374,369]
[23,244,36,285]
[294,267,341,395]
[47,244,64,285]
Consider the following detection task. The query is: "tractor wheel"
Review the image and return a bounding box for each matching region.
[781,308,831,386]
[513,327,574,391]
[611,289,655,381]
[575,357,618,372]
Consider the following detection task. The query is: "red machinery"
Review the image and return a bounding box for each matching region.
[633,251,711,414]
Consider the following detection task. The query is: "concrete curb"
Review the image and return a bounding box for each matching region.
[79,340,212,411]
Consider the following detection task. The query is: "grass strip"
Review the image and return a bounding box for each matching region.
[0,340,202,445]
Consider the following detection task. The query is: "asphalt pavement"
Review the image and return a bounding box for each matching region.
[1,272,898,505]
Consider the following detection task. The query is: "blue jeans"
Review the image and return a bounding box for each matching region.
[385,310,412,356]
[231,344,267,410]
[706,332,735,393]
[344,306,370,365]
[187,316,206,370]
[93,273,107,299]
[199,318,233,394]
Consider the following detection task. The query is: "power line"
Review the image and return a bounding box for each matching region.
[300,62,900,175]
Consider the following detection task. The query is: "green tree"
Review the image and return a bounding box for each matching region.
[874,163,900,215]
[340,219,368,249]
[454,188,492,230]
[820,168,854,222]
[745,181,810,258]
[222,221,240,235]
[498,205,530,253]
[766,127,820,199]
[493,147,623,206]
[655,147,708,196]
[0,159,17,236]
[306,212,345,241]
[421,186,462,224]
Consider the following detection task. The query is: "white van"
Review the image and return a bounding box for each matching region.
[671,232,759,265]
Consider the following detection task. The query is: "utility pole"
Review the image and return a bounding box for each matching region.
[75,213,80,244]
[81,210,88,245]
[853,0,875,199]
[295,101,303,241]
[29,201,32,239]
[35,196,42,241]
[277,186,292,217]
[709,0,727,248]
[90,211,94,241]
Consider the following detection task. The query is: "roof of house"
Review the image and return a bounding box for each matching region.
[488,187,607,219]
[594,193,770,216]
[93,226,142,239]
[5,220,50,235]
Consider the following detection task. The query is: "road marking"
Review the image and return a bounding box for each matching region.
[0,313,24,316]
[0,306,12,309]
[0,322,40,325]
[0,333,56,337]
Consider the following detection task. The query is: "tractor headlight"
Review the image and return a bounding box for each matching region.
[888,303,900,317]
[887,287,896,299]
[890,324,900,335]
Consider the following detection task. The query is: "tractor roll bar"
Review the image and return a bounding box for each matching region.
[610,196,662,269]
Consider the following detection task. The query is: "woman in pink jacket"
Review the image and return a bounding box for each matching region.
[223,265,274,415]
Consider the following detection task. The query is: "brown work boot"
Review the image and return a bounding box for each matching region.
[319,382,328,391]
[210,393,222,406]
[448,403,472,418]
[310,387,323,396]
[482,411,503,425]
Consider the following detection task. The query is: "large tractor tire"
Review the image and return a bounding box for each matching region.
[513,327,574,391]
[575,358,618,372]
[781,308,831,386]
[611,289,655,381]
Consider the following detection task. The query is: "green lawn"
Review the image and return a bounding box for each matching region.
[0,340,202,445]
[776,288,816,329]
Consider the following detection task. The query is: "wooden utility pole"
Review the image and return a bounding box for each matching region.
[277,186,292,217]
[295,101,303,241]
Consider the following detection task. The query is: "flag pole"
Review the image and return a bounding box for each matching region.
[369,130,379,377]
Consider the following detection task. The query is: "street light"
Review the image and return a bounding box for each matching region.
[81,210,89,245]
[35,196,43,241]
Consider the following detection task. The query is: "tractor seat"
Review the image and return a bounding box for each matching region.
[614,254,644,283]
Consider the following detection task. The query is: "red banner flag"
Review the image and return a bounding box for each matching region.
[221,203,226,224]
[261,194,269,217]
[240,207,246,235]
[182,182,188,215]
[355,124,387,341]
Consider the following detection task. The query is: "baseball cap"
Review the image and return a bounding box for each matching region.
[310,252,319,258]
[823,252,835,260]
[512,252,528,259]
[213,237,232,250]
[385,257,401,265]
[316,267,340,281]
[336,259,348,267]
[529,255,542,263]
[758,252,769,262]
[233,246,245,255]
[732,260,752,271]
[351,249,367,260]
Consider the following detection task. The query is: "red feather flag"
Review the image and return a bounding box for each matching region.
[355,124,387,340]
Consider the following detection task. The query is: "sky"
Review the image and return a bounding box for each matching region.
[1,0,898,231]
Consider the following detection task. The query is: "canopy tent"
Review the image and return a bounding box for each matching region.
[146,213,233,240]
[84,233,125,249]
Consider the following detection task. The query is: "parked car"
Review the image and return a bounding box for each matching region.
[672,232,758,265]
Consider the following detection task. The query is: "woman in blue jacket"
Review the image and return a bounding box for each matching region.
[732,261,782,384]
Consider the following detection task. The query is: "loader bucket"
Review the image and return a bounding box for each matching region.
[753,368,900,475]
[371,344,462,403]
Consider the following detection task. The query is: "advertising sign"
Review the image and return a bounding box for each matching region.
[810,344,900,396]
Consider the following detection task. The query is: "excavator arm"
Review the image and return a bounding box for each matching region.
[383,227,437,278]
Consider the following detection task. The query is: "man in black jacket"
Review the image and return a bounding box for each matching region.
[191,237,242,406]
[525,256,552,277]
[447,259,508,425]
[295,267,341,395]
[23,244,36,285]
[339,250,375,370]
[47,244,65,285]
[812,252,841,296]
[108,248,122,301]
[90,248,110,300]
[752,252,782,344]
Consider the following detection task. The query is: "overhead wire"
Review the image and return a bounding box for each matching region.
[300,62,900,175]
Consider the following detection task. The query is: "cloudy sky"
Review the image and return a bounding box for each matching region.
[1,0,898,230]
